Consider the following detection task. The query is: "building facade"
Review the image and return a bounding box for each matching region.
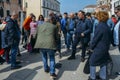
[111,0,120,14]
[83,5,97,13]
[23,0,60,18]
[0,0,22,20]
[97,0,111,6]
[96,0,111,15]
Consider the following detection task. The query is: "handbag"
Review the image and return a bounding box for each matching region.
[27,43,32,52]
[83,51,92,74]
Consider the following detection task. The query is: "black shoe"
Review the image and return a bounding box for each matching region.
[88,76,96,80]
[45,69,49,73]
[16,61,21,64]
[44,67,50,73]
[81,57,85,62]
[67,56,75,60]
[11,65,22,70]
[55,63,62,69]
[23,45,27,49]
[50,73,57,78]
[96,75,101,79]
[0,60,5,65]
[0,58,5,65]
[17,54,22,57]
[115,72,120,75]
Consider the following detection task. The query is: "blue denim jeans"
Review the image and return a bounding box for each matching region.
[11,42,19,67]
[90,65,107,80]
[40,49,56,74]
[66,31,74,49]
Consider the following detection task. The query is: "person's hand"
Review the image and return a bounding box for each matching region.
[81,33,85,37]
[88,49,93,53]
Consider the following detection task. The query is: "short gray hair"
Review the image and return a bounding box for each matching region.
[11,11,18,16]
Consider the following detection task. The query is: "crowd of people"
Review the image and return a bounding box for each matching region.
[0,5,120,80]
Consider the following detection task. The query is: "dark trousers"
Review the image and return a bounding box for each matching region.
[11,42,19,67]
[30,35,38,52]
[30,36,36,49]
[118,44,120,51]
[23,30,30,48]
[71,34,88,58]
[4,47,10,63]
[63,31,67,45]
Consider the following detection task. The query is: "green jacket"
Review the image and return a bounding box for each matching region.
[34,22,58,50]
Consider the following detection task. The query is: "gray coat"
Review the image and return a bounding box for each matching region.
[34,22,58,50]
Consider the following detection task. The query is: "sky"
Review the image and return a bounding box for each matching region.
[59,0,96,13]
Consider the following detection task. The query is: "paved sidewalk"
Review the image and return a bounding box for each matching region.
[0,44,120,80]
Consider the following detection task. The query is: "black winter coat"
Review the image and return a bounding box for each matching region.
[3,18,21,47]
[75,18,92,44]
[89,22,111,66]
[0,31,1,49]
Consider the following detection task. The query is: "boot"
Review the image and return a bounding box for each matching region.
[67,50,76,60]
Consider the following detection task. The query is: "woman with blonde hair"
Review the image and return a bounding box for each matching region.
[88,11,112,80]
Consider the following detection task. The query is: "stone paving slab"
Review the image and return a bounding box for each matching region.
[0,45,120,80]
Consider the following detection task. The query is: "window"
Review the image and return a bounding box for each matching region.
[18,0,21,5]
[114,1,119,7]
[6,10,10,16]
[0,7,4,17]
[47,2,48,8]
[19,11,21,21]
[43,10,45,17]
[47,10,49,17]
[43,1,45,7]
[25,2,28,8]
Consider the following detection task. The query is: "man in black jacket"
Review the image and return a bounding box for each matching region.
[4,11,21,69]
[0,18,5,64]
[68,10,92,62]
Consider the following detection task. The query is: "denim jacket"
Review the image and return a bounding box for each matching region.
[61,18,68,32]
[114,20,120,45]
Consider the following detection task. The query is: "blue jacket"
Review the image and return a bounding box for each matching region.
[114,20,120,45]
[61,18,68,32]
[67,18,76,31]
[107,18,114,30]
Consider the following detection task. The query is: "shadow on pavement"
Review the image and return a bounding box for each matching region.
[55,54,81,80]
[4,66,42,80]
[18,51,42,67]
[109,46,118,51]
[107,55,120,80]
[0,50,42,73]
